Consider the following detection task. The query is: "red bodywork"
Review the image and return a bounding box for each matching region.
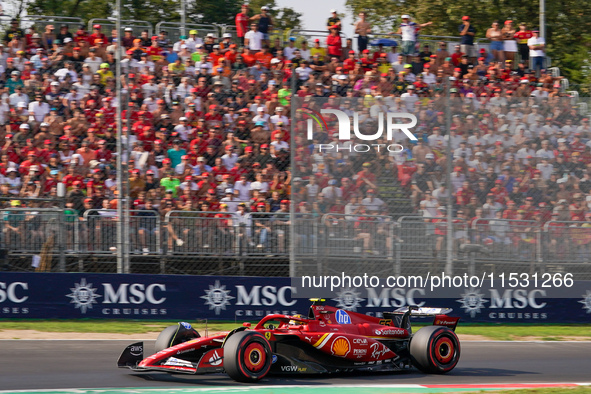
[126,304,459,375]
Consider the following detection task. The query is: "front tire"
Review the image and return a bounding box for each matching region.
[154,325,179,353]
[223,331,272,382]
[410,326,460,373]
[154,323,199,353]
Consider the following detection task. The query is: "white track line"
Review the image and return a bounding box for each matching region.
[2,339,591,343]
[1,383,591,393]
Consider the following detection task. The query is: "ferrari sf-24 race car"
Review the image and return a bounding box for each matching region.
[117,299,461,382]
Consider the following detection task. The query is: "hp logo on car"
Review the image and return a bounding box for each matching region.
[335,309,352,324]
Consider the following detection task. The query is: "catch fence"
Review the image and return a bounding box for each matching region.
[2,208,589,279]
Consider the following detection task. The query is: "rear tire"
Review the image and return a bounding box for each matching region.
[410,326,460,373]
[223,331,272,382]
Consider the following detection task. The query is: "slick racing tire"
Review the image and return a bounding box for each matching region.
[154,325,180,353]
[154,323,200,353]
[410,326,460,373]
[224,331,272,382]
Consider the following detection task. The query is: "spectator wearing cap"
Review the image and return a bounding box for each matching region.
[326,27,343,59]
[321,179,343,203]
[354,11,372,53]
[283,37,297,60]
[392,14,433,64]
[6,70,24,94]
[89,24,107,47]
[235,4,250,46]
[121,27,136,49]
[269,106,289,127]
[459,16,477,62]
[327,9,342,32]
[219,33,234,53]
[309,38,327,62]
[251,5,273,45]
[528,29,545,76]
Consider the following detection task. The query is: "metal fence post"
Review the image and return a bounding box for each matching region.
[58,210,66,272]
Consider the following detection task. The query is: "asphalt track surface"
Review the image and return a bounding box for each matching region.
[1,340,590,390]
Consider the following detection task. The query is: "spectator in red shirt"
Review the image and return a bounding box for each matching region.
[89,24,107,47]
[451,45,464,66]
[326,28,342,59]
[235,4,250,46]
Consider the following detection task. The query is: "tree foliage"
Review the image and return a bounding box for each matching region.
[26,0,183,25]
[26,0,302,34]
[345,0,591,86]
[187,0,242,25]
[243,0,303,31]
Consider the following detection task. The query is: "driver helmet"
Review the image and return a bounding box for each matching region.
[289,314,305,326]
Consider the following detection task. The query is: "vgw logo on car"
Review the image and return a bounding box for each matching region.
[300,107,418,153]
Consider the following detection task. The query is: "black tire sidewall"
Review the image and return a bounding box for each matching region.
[410,326,460,373]
[154,325,181,353]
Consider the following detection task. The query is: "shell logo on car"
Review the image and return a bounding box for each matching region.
[331,336,351,357]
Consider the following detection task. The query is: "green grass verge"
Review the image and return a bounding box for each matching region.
[454,324,591,341]
[0,320,589,340]
[0,319,244,334]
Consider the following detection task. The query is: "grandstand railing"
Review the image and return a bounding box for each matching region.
[23,15,84,33]
[221,25,285,44]
[82,209,161,256]
[287,29,348,46]
[155,22,221,43]
[88,18,153,37]
[543,221,591,266]
[1,209,590,278]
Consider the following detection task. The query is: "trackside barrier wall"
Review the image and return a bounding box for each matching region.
[1,272,590,323]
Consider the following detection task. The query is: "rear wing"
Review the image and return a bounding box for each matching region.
[393,307,453,316]
[385,306,459,331]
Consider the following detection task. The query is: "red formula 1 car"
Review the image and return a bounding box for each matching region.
[117,300,461,382]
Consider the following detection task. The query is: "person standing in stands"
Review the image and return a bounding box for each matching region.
[528,29,545,77]
[392,15,433,65]
[354,12,371,53]
[251,6,273,46]
[327,9,341,32]
[459,16,476,64]
[244,23,264,53]
[235,4,250,46]
[326,28,342,60]
[502,20,517,68]
[514,23,533,69]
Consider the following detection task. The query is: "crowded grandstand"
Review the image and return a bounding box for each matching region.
[0,8,589,272]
